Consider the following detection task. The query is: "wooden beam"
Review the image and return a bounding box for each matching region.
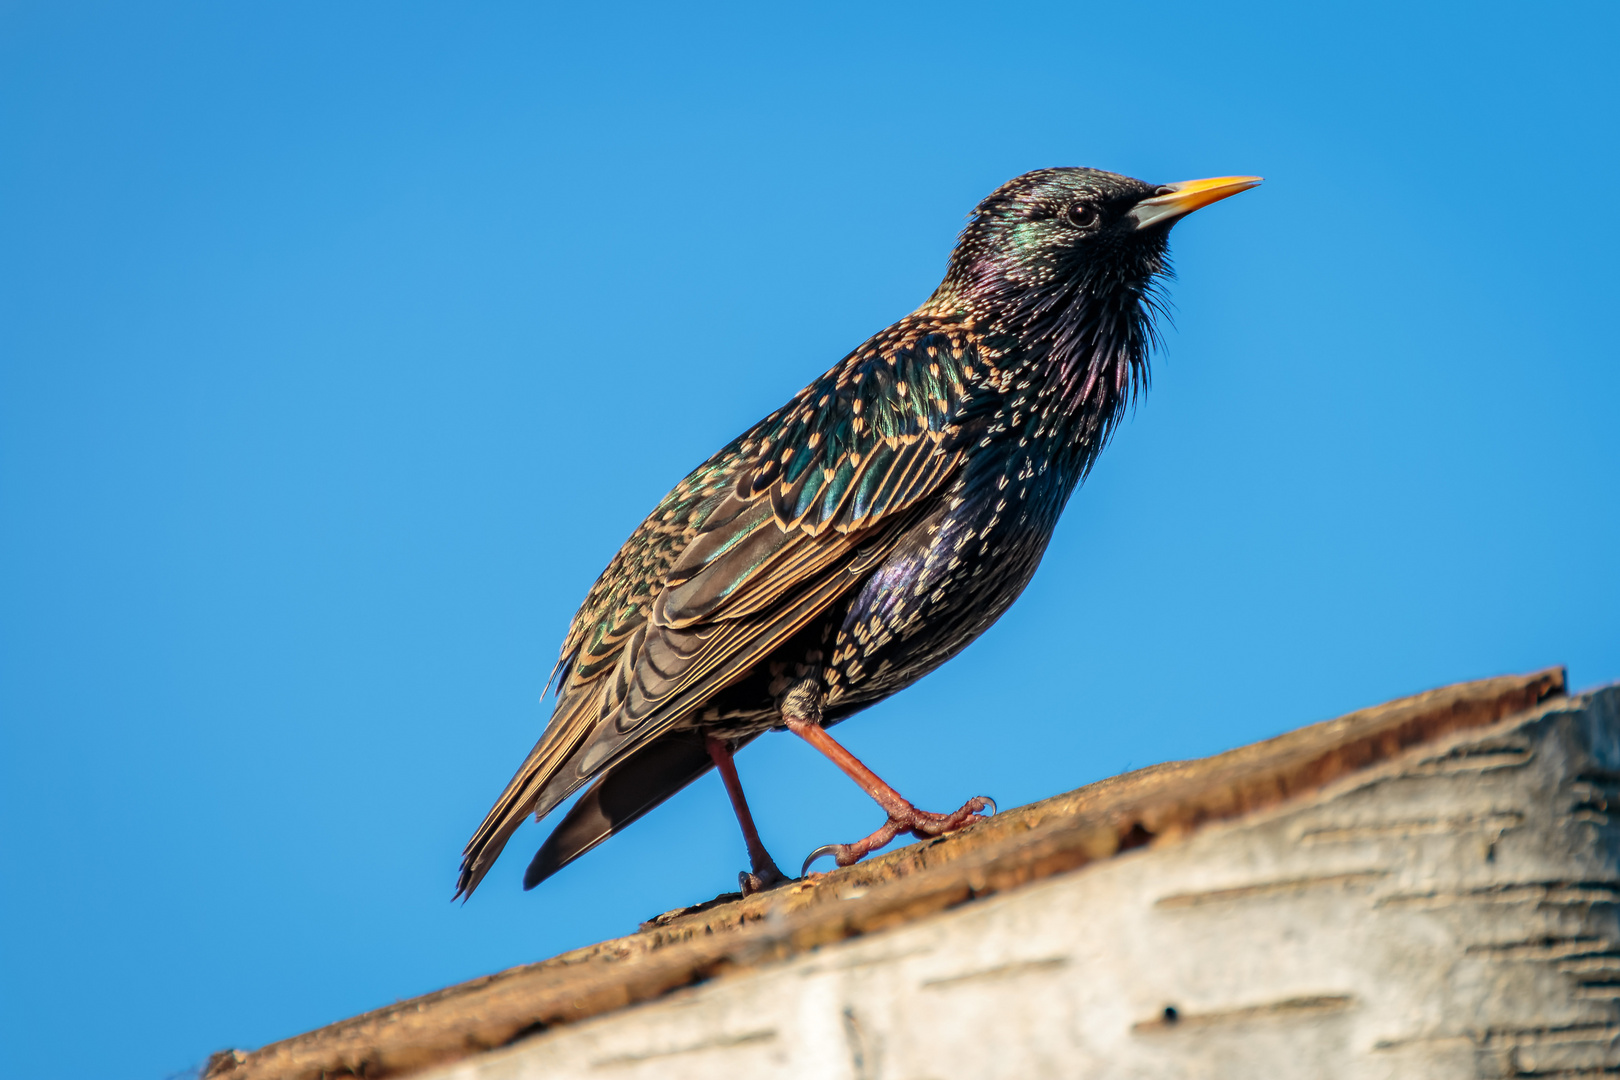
[205,667,1565,1080]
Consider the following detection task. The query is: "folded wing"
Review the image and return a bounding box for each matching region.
[455,326,990,898]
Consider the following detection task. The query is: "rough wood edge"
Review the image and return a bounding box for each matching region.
[205,666,1567,1080]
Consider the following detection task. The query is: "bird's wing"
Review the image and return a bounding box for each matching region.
[456,323,993,897]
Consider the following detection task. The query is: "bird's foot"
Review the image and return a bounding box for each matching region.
[801,795,995,873]
[739,857,791,897]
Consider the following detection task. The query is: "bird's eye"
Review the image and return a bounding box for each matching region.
[1066,203,1100,229]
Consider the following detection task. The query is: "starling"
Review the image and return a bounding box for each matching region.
[456,168,1259,900]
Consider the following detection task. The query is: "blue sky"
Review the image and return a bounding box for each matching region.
[2,2,1616,1076]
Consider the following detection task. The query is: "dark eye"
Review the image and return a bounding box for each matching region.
[1066,203,1100,229]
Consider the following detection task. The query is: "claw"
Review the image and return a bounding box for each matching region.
[801,844,843,876]
[801,796,994,874]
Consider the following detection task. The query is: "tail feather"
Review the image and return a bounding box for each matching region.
[523,729,736,890]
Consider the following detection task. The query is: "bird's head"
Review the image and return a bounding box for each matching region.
[926,167,1258,424]
[932,167,1259,323]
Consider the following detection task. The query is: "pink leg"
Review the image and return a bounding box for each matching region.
[783,716,995,872]
[705,736,789,896]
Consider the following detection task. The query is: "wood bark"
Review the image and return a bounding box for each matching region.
[209,668,1602,1080]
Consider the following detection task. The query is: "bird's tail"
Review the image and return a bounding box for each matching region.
[522,729,737,889]
[454,681,604,900]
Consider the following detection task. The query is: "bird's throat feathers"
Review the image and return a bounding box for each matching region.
[923,202,1171,475]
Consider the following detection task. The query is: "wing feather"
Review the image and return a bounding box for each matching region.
[456,324,996,897]
[454,674,609,899]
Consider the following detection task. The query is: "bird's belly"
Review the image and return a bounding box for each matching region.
[820,483,1061,714]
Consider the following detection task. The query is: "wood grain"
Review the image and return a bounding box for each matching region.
[204,667,1566,1080]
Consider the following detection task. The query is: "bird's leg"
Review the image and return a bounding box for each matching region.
[704,735,789,897]
[778,680,994,872]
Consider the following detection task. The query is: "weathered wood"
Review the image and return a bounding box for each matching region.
[438,678,1618,1079]
[205,668,1568,1080]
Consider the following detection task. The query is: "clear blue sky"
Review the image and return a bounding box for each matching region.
[2,2,1615,1076]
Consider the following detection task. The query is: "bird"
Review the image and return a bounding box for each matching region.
[456,167,1259,901]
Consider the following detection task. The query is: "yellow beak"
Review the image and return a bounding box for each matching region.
[1128,175,1262,231]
